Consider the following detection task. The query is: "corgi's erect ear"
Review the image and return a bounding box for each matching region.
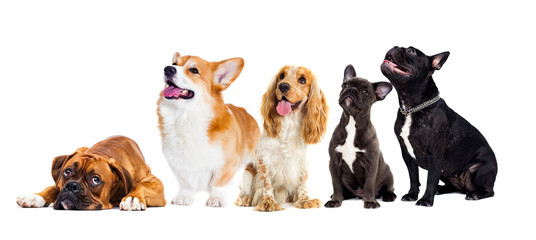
[213,58,244,90]
[172,52,181,64]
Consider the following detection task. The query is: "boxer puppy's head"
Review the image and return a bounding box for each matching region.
[50,147,133,210]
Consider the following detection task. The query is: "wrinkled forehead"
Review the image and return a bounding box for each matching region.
[65,155,112,176]
[347,78,372,89]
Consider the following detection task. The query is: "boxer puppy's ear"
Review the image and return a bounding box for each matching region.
[51,147,88,184]
[108,159,134,196]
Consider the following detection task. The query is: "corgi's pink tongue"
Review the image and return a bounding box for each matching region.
[164,86,188,99]
[276,100,292,116]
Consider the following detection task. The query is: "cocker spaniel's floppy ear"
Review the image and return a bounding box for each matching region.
[302,74,328,144]
[260,70,282,138]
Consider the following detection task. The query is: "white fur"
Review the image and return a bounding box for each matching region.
[16,194,46,208]
[159,66,231,207]
[253,111,308,204]
[335,116,366,173]
[400,104,416,159]
[120,196,145,211]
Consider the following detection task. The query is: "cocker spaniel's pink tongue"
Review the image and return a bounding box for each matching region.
[276,100,292,116]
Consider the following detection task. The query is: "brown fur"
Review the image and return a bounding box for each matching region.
[21,136,166,210]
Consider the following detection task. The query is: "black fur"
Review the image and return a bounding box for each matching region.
[380,46,498,207]
[325,65,396,209]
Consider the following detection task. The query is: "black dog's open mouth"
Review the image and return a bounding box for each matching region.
[383,55,411,76]
[163,80,195,100]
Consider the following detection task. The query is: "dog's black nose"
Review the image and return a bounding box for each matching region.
[64,182,82,193]
[278,82,291,93]
[164,66,177,77]
[349,88,357,94]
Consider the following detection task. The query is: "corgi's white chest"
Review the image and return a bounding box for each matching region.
[159,99,224,171]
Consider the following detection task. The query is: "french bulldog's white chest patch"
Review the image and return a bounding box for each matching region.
[335,116,366,173]
[400,109,416,159]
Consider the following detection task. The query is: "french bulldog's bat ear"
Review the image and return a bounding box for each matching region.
[430,51,450,70]
[343,64,356,82]
[373,82,393,101]
[51,147,88,184]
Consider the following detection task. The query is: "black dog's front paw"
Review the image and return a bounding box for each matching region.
[324,200,342,208]
[416,198,434,207]
[401,193,418,201]
[364,201,380,209]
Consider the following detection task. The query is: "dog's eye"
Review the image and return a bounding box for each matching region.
[63,169,72,177]
[189,67,199,74]
[407,49,416,55]
[279,72,285,80]
[362,90,369,95]
[298,76,306,84]
[172,62,177,66]
[342,83,348,88]
[90,176,101,186]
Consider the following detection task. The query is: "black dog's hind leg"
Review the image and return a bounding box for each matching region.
[466,158,497,200]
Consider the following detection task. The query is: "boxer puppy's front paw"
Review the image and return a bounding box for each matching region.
[17,194,47,208]
[120,196,146,211]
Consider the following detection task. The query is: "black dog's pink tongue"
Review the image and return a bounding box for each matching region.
[61,199,75,210]
[276,100,292,116]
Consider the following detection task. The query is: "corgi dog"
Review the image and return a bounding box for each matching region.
[157,52,260,207]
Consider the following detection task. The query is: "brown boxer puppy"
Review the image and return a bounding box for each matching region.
[16,136,166,210]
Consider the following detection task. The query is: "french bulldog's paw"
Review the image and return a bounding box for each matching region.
[254,198,284,212]
[364,201,381,209]
[17,194,46,208]
[206,197,223,207]
[324,200,342,208]
[401,193,418,201]
[382,192,397,202]
[171,194,194,206]
[120,196,146,211]
[416,198,434,207]
[235,195,253,207]
[295,198,322,209]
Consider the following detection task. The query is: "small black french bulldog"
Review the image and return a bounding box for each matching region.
[325,64,396,209]
[380,46,498,207]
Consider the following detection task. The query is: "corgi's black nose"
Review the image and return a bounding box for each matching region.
[164,66,176,77]
[278,82,291,93]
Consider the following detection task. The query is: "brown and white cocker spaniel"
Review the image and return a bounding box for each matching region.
[236,65,328,211]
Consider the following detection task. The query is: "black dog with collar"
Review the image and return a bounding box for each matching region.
[380,46,497,207]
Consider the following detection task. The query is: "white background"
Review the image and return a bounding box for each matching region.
[1,0,534,239]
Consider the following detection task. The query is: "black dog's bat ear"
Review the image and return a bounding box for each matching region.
[430,51,450,70]
[343,64,356,82]
[373,82,393,101]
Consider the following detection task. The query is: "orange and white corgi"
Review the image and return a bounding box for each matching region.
[157,52,260,207]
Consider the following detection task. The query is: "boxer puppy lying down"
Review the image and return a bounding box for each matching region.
[16,136,166,210]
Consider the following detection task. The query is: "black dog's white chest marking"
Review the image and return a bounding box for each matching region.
[400,105,416,159]
[335,116,366,173]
